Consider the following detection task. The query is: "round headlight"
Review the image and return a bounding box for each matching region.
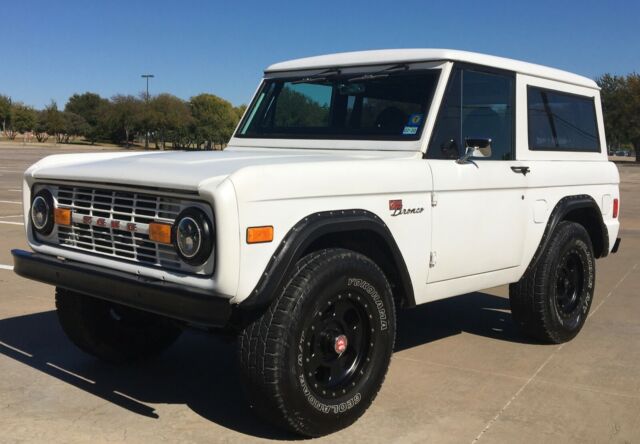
[31,189,54,235]
[172,207,213,266]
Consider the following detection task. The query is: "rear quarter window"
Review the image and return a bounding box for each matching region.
[527,86,600,152]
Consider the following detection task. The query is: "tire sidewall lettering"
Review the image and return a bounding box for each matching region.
[293,271,390,415]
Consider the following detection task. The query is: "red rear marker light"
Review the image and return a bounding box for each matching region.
[613,198,619,219]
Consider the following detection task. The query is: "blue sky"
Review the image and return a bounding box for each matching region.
[1,0,638,109]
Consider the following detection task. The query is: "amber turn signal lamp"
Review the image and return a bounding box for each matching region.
[149,222,172,244]
[247,226,274,244]
[54,208,71,226]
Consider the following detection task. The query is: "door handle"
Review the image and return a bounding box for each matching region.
[511,166,530,176]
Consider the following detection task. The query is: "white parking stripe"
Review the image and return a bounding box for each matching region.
[8,189,21,192]
[0,200,21,204]
[0,264,14,270]
[0,215,22,218]
[0,221,23,225]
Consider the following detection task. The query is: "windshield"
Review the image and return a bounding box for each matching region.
[236,68,440,141]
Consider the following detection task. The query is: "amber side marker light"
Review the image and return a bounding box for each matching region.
[149,222,172,244]
[247,226,274,244]
[54,208,71,226]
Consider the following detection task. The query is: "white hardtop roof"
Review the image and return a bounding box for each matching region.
[265,49,598,89]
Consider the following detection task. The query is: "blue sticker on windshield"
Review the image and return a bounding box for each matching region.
[402,126,418,135]
[406,113,423,127]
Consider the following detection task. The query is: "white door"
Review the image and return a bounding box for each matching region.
[425,66,530,283]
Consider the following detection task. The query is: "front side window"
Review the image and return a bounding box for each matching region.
[237,69,440,140]
[427,67,515,160]
[527,87,599,151]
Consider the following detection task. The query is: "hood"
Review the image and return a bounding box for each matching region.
[30,147,413,191]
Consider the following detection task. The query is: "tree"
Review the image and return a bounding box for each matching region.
[43,101,66,143]
[0,95,11,135]
[62,112,89,142]
[65,92,109,143]
[189,94,239,149]
[34,110,49,142]
[148,94,193,149]
[106,95,143,147]
[12,104,37,136]
[597,73,640,162]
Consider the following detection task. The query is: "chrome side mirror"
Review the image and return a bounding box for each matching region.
[456,138,492,166]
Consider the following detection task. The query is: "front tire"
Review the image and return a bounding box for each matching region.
[510,221,595,343]
[238,249,396,437]
[55,288,183,363]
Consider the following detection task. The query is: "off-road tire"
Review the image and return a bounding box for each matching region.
[238,248,396,437]
[55,288,183,363]
[509,221,595,343]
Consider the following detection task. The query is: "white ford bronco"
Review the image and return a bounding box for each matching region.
[13,49,621,436]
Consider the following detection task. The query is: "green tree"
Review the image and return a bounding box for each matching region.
[0,95,12,135]
[597,73,640,162]
[106,95,143,147]
[44,101,66,143]
[34,110,49,142]
[148,93,193,149]
[189,94,239,149]
[65,92,109,143]
[12,104,37,134]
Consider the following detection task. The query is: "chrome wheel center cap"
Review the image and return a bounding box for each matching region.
[334,334,348,355]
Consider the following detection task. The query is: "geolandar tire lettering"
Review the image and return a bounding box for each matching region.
[238,248,396,437]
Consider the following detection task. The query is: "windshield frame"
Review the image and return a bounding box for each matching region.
[231,61,446,151]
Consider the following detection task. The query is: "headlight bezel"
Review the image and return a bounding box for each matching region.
[30,189,55,235]
[172,207,214,266]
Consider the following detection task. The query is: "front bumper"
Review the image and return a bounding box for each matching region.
[12,249,232,327]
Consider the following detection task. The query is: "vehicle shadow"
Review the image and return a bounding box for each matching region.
[0,291,530,439]
[395,290,537,351]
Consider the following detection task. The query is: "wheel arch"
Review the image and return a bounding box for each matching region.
[239,209,415,311]
[526,194,608,273]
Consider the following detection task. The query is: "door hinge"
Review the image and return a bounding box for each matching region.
[429,251,437,268]
[431,192,438,207]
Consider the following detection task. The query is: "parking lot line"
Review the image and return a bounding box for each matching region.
[0,264,14,270]
[0,215,22,218]
[0,221,23,225]
[0,200,21,204]
[8,189,21,192]
[470,262,638,444]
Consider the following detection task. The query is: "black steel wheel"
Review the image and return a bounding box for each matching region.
[510,221,595,343]
[301,293,373,399]
[238,248,396,437]
[554,249,585,321]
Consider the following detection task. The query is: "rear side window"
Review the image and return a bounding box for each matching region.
[527,87,599,152]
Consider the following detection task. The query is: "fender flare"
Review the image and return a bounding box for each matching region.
[239,209,415,310]
[526,194,608,273]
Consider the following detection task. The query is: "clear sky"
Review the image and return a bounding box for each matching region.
[1,0,638,109]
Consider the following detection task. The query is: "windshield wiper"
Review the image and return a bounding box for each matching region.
[291,68,341,84]
[348,63,409,82]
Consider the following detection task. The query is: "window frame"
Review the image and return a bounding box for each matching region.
[526,85,601,153]
[425,62,517,161]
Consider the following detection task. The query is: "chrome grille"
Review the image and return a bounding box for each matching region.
[45,184,210,274]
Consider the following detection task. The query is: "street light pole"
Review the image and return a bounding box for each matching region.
[141,74,154,149]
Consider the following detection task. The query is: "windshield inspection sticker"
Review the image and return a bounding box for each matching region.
[402,113,423,135]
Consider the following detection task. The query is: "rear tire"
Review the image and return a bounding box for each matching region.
[55,288,183,363]
[238,248,396,437]
[509,221,595,343]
